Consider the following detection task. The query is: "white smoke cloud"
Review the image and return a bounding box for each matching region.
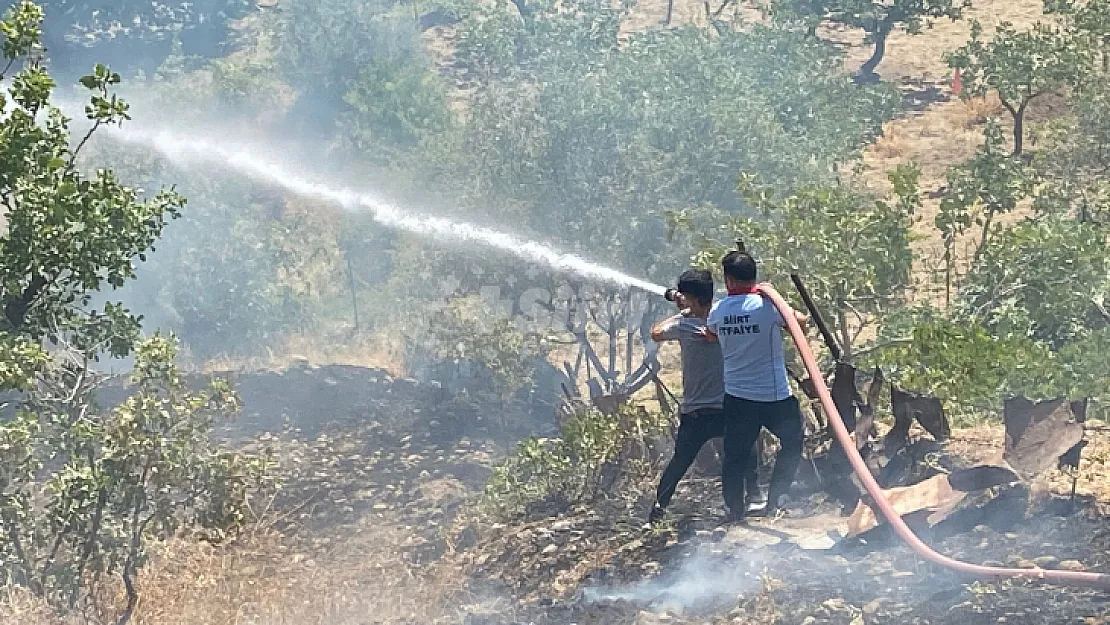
[583,545,770,614]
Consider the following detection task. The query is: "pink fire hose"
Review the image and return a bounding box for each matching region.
[758,283,1110,589]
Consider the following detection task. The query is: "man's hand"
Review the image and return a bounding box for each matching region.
[696,327,719,343]
[794,310,809,328]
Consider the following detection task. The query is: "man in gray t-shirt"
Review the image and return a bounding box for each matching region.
[647,269,732,523]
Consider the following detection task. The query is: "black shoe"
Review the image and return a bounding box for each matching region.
[647,504,665,525]
[724,506,747,524]
[760,493,793,517]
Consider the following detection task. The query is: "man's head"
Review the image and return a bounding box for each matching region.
[721,250,757,291]
[676,269,714,313]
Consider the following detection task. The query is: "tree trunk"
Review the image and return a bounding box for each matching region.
[836,300,852,361]
[1013,106,1026,157]
[973,210,995,263]
[858,19,892,80]
[69,488,108,609]
[1003,96,1034,157]
[3,274,48,331]
[346,255,360,334]
[944,241,953,310]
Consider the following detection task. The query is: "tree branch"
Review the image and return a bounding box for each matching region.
[70,120,102,164]
[4,274,49,330]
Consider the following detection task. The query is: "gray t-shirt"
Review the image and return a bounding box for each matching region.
[657,315,725,414]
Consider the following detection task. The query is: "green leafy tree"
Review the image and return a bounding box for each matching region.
[451,0,631,80]
[947,21,1092,156]
[456,26,900,273]
[276,0,419,132]
[416,294,545,419]
[770,0,970,79]
[1045,0,1110,69]
[672,166,919,359]
[867,316,1064,415]
[1035,56,1110,222]
[936,119,1034,304]
[0,4,182,351]
[959,216,1109,348]
[0,6,271,621]
[340,49,455,159]
[0,335,271,622]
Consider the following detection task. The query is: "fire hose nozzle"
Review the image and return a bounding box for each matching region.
[663,288,679,302]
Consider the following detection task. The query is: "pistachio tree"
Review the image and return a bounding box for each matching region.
[946,21,1091,156]
[671,166,919,359]
[959,216,1109,348]
[0,4,183,349]
[936,119,1034,304]
[770,0,970,79]
[1045,0,1110,69]
[0,4,271,621]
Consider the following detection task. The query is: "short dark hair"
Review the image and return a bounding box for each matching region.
[676,269,714,306]
[722,251,757,282]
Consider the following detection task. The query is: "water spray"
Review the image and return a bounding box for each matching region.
[98,125,668,297]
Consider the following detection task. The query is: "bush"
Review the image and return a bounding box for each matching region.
[482,404,669,519]
[0,335,274,621]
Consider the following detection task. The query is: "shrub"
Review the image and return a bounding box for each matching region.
[482,403,669,519]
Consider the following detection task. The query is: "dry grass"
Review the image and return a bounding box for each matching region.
[133,526,461,625]
[620,0,766,37]
[0,523,468,625]
[197,331,408,376]
[828,0,1049,83]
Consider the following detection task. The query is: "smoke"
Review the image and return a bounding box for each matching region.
[582,545,770,613]
[93,121,668,297]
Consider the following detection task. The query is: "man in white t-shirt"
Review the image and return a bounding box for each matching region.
[705,250,808,520]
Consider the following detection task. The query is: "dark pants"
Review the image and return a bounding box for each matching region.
[722,394,804,515]
[655,408,756,510]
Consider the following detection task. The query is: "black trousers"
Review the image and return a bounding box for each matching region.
[722,394,804,515]
[655,408,756,510]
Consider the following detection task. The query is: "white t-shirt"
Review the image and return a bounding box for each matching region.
[707,293,792,402]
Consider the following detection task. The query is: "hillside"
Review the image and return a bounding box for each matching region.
[4,0,1110,624]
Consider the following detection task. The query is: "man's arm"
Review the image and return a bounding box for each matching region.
[650,314,684,343]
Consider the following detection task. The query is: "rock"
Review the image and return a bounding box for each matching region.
[822,598,850,612]
[1060,560,1087,571]
[1017,559,1038,569]
[1033,556,1059,568]
[863,599,883,614]
[633,611,671,625]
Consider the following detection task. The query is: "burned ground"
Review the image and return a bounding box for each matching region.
[11,364,1106,625]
